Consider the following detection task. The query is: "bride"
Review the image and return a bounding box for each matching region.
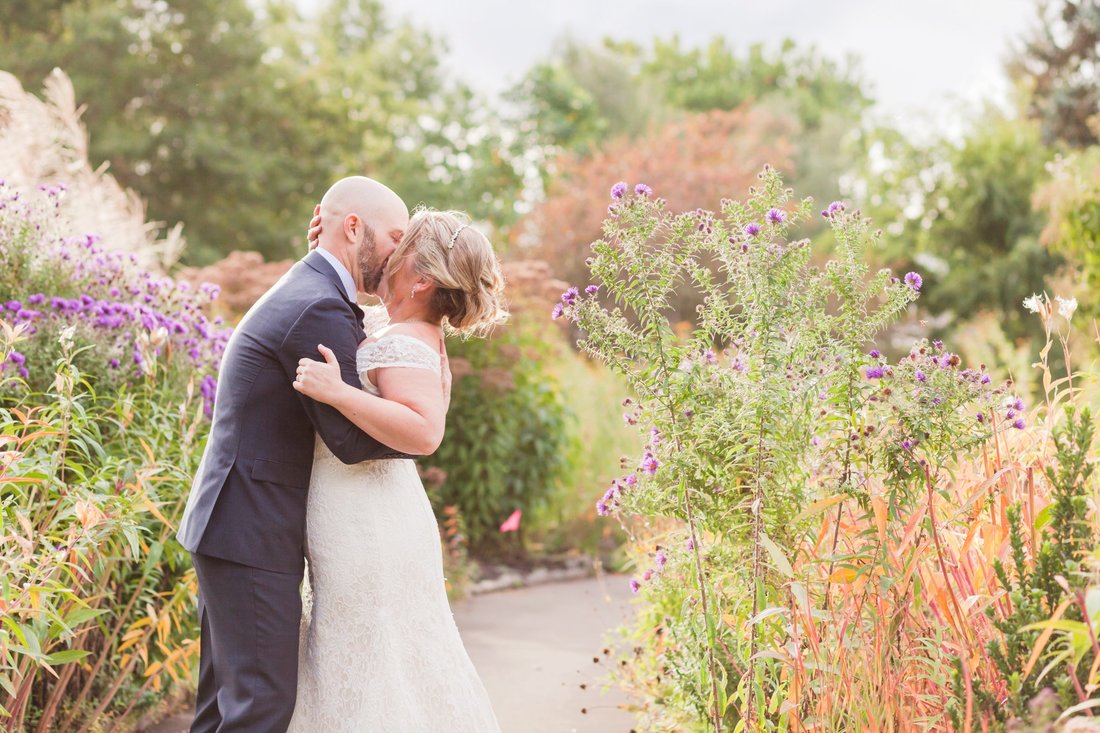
[287,208,505,732]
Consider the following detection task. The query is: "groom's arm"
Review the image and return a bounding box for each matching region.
[278,298,411,463]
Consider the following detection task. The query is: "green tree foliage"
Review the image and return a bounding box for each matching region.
[1009,0,1100,148]
[861,112,1061,341]
[0,0,522,264]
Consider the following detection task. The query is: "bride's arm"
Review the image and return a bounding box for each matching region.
[293,344,446,456]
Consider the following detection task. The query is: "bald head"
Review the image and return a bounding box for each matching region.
[316,176,409,296]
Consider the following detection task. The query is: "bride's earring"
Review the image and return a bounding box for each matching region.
[410,286,416,300]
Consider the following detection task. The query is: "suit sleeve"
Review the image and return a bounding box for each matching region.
[278,297,413,463]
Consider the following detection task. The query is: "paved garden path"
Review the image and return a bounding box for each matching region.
[144,574,637,733]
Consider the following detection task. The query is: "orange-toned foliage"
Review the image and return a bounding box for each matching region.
[514,106,796,300]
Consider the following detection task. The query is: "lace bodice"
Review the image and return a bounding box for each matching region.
[356,333,441,379]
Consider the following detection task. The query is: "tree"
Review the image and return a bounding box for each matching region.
[515,106,795,319]
[1009,0,1100,148]
[860,111,1060,340]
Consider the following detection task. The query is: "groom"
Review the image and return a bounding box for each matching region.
[176,177,411,732]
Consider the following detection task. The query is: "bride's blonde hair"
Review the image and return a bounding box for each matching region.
[386,208,508,336]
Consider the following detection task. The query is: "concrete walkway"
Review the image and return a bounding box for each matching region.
[144,574,637,733]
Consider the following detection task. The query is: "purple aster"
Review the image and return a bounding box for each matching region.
[865,365,886,379]
[981,374,992,385]
[744,222,761,237]
[8,351,26,366]
[703,349,718,364]
[623,473,638,487]
[27,294,44,305]
[766,208,786,224]
[686,538,695,551]
[827,201,845,216]
[629,578,641,593]
[1013,418,1026,430]
[551,303,564,320]
[1006,409,1017,420]
[585,285,599,295]
[1012,397,1025,412]
[109,358,120,369]
[869,349,881,358]
[901,439,914,450]
[642,569,653,582]
[976,412,985,423]
[904,272,923,291]
[655,551,667,569]
[915,370,927,382]
[610,181,628,199]
[640,452,660,475]
[932,340,944,350]
[634,183,652,196]
[18,367,28,379]
[596,500,609,516]
[5,300,21,311]
[561,287,579,306]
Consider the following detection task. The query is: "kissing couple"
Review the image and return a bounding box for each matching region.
[177,176,505,732]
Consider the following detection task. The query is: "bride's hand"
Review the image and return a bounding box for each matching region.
[306,204,322,251]
[294,345,346,403]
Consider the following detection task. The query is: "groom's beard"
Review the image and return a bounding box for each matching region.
[357,226,386,295]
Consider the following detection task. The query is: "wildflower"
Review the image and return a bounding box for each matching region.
[623,474,638,487]
[1055,296,1078,320]
[810,436,822,447]
[640,452,659,475]
[5,300,21,311]
[686,538,695,551]
[655,551,667,569]
[744,222,761,237]
[27,294,44,305]
[1006,409,1017,420]
[596,500,609,516]
[643,569,653,581]
[109,358,120,368]
[585,285,599,295]
[977,412,985,423]
[915,370,926,382]
[980,374,991,385]
[629,578,641,593]
[649,427,662,446]
[766,208,786,224]
[904,272,923,291]
[868,349,881,358]
[703,349,718,364]
[623,413,637,426]
[901,439,914,450]
[634,183,652,196]
[610,181,628,199]
[561,287,579,305]
[865,365,886,379]
[932,340,944,350]
[1013,418,1026,430]
[1022,294,1043,313]
[827,201,845,216]
[551,303,564,320]
[8,351,26,366]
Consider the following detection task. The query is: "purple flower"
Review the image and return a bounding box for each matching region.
[1012,397,1025,412]
[655,551,667,569]
[27,294,44,305]
[686,538,695,551]
[868,349,881,359]
[201,375,217,418]
[585,285,599,295]
[623,473,638,487]
[634,183,652,196]
[1013,418,1026,430]
[1006,409,1017,420]
[977,412,985,423]
[915,370,927,382]
[932,340,944,350]
[561,287,579,306]
[865,365,886,379]
[703,349,718,364]
[744,222,761,237]
[901,439,914,450]
[640,452,660,475]
[827,201,845,216]
[5,300,21,311]
[551,303,564,320]
[596,500,609,516]
[766,208,786,224]
[904,272,923,291]
[8,351,26,366]
[629,578,641,593]
[610,181,628,199]
[109,358,120,369]
[980,374,991,385]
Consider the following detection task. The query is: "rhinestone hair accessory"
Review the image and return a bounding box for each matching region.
[448,223,469,249]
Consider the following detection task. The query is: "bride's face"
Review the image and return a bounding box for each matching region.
[378,251,423,309]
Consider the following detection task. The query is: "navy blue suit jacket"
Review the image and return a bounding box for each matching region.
[177,250,406,573]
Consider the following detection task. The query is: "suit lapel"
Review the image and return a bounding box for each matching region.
[303,251,366,325]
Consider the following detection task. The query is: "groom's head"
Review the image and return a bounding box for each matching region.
[316,176,409,296]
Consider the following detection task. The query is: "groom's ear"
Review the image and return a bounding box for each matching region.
[343,214,361,242]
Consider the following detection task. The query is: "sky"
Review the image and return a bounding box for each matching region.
[296,0,1038,133]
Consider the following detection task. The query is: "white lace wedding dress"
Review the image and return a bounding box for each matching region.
[287,313,501,733]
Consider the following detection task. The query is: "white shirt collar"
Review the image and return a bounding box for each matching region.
[315,248,357,302]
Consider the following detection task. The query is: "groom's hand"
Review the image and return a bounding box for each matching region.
[306,204,322,251]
